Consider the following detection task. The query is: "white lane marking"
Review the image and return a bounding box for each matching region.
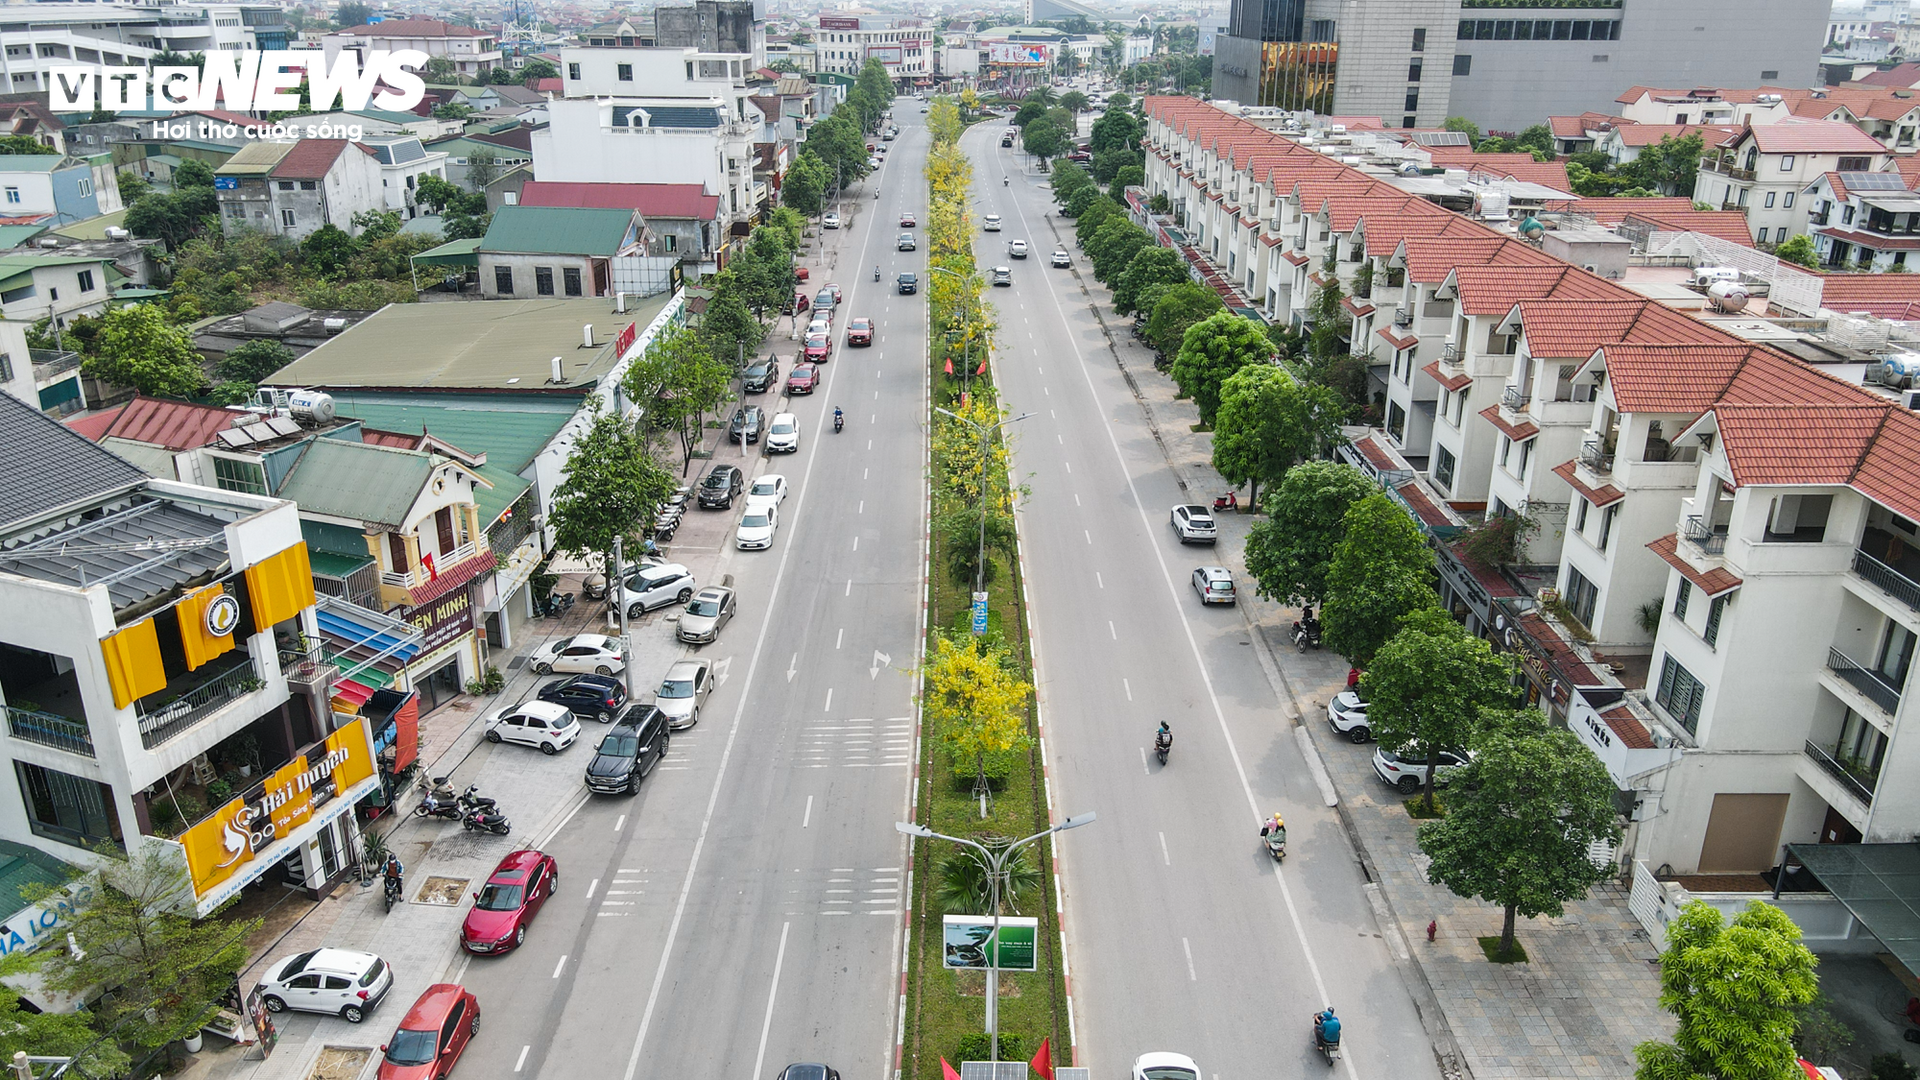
[1074,493,1080,506]
[1050,409,1056,418]
[535,792,587,847]
[787,653,798,683]
[1123,678,1132,701]
[846,579,852,596]
[515,1045,530,1072]
[1044,385,1050,396]
[864,468,869,479]
[1065,461,1071,473]
[1084,530,1091,544]
[614,814,625,832]
[1024,199,1360,1080]
[1057,434,1063,444]
[587,878,598,899]
[1183,937,1197,981]
[825,688,834,712]
[552,954,568,979]
[750,922,793,1080]
[1096,572,1104,589]
[1160,832,1171,866]
[836,628,844,649]
[1108,620,1116,640]
[859,500,865,514]
[803,795,814,828]
[867,439,873,450]
[1139,746,1148,774]
[853,537,859,550]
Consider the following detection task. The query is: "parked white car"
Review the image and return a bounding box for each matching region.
[822,212,841,229]
[486,700,582,755]
[257,949,393,1023]
[747,474,789,506]
[620,563,697,618]
[528,633,625,675]
[736,504,779,550]
[765,414,800,454]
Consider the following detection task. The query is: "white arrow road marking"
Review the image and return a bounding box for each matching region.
[713,656,733,687]
[786,653,798,683]
[871,649,891,680]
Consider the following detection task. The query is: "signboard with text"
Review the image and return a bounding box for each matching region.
[820,16,861,30]
[400,588,476,657]
[942,915,1038,970]
[987,42,1052,65]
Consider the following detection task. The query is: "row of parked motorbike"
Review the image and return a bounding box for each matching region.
[413,775,512,835]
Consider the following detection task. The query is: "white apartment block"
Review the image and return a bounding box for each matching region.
[1145,94,1920,878]
[319,19,501,79]
[812,15,931,80]
[0,2,289,93]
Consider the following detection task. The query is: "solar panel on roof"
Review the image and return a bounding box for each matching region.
[266,416,303,437]
[1841,171,1906,190]
[217,427,257,447]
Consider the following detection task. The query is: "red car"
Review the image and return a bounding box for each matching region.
[899,213,916,228]
[377,984,478,1080]
[787,361,819,394]
[823,282,843,304]
[804,332,832,362]
[460,849,558,954]
[794,265,809,281]
[846,318,874,347]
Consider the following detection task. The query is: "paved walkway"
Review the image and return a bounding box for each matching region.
[1038,222,1673,1080]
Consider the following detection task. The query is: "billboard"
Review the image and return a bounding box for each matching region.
[820,16,861,30]
[943,915,1038,971]
[869,43,903,65]
[988,42,1052,65]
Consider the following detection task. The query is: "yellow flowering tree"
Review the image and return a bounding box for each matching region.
[928,97,964,144]
[922,634,1032,811]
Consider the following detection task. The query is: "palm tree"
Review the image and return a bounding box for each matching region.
[1026,85,1057,107]
[935,841,1044,916]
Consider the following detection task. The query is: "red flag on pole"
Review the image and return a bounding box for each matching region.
[1030,1037,1053,1080]
[944,357,954,375]
[975,358,988,376]
[941,1058,962,1080]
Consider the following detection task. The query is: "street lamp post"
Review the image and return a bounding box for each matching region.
[897,813,1096,1065]
[933,406,1031,632]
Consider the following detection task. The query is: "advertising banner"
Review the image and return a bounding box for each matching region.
[987,42,1052,65]
[820,16,860,30]
[942,914,1038,971]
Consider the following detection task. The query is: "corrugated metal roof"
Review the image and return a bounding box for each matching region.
[332,395,560,526]
[216,141,296,175]
[0,392,146,531]
[0,496,232,612]
[277,438,432,528]
[478,205,636,257]
[269,139,349,180]
[518,181,719,220]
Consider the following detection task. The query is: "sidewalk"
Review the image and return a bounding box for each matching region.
[1044,222,1672,1080]
[176,411,765,1080]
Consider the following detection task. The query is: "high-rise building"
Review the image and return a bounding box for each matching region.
[1212,0,1826,134]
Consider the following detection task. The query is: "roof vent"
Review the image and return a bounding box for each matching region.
[551,356,564,383]
[582,324,594,348]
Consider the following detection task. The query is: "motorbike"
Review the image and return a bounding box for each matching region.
[874,267,881,281]
[1292,619,1322,652]
[413,776,463,820]
[1154,727,1172,765]
[1003,177,1009,186]
[534,590,575,618]
[383,872,404,913]
[1212,491,1239,512]
[1312,1016,1342,1066]
[1262,827,1287,862]
[833,412,845,433]
[460,787,511,835]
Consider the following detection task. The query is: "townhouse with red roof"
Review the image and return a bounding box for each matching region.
[1694,119,1891,245]
[1801,168,1920,271]
[213,139,383,242]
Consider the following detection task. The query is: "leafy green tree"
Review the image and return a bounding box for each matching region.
[1090,108,1141,156]
[698,274,766,368]
[1107,92,1131,110]
[0,950,125,1076]
[1321,493,1439,666]
[856,58,895,117]
[0,135,55,155]
[1635,900,1819,1080]
[29,845,259,1053]
[1063,185,1102,219]
[1144,281,1222,357]
[1091,145,1135,183]
[1361,609,1512,805]
[1418,714,1622,953]
[1109,163,1144,201]
[1111,244,1187,315]
[1210,364,1343,508]
[1617,132,1705,196]
[413,174,464,215]
[301,223,360,277]
[1022,117,1067,162]
[1051,158,1094,203]
[1243,460,1374,607]
[730,226,798,318]
[1443,116,1482,142]
[1059,90,1090,114]
[766,206,806,249]
[82,304,206,397]
[442,210,491,241]
[174,158,215,189]
[126,193,197,250]
[521,58,559,82]
[116,171,151,203]
[1514,123,1554,157]
[1169,311,1269,426]
[622,324,732,469]
[803,113,869,189]
[334,1,371,27]
[1012,99,1048,128]
[350,208,402,240]
[1087,216,1151,282]
[547,400,677,568]
[202,380,257,406]
[1774,234,1818,268]
[783,151,829,215]
[1074,196,1120,247]
[432,101,473,120]
[466,150,500,192]
[216,339,295,383]
[484,66,521,85]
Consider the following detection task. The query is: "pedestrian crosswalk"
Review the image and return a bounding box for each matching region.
[785,866,903,917]
[595,868,650,917]
[793,716,913,768]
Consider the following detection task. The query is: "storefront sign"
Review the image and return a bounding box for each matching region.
[0,880,95,959]
[401,589,476,656]
[614,320,637,358]
[820,16,860,30]
[205,593,240,637]
[180,719,377,898]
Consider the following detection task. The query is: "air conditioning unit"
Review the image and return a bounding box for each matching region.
[1393,308,1412,327]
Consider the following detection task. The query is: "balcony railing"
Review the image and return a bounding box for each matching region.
[1808,210,1831,227]
[1502,385,1530,412]
[1393,308,1412,327]
[1579,439,1614,475]
[1683,514,1727,556]
[1804,739,1876,807]
[6,706,94,757]
[137,659,266,750]
[1826,646,1904,716]
[381,541,480,588]
[1442,341,1459,361]
[1853,547,1920,613]
[29,349,81,382]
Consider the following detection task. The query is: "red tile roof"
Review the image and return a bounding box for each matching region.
[1818,272,1920,311]
[1352,433,1397,471]
[270,139,350,180]
[81,395,240,451]
[1855,63,1920,88]
[533,78,561,94]
[1551,459,1626,508]
[1600,705,1655,749]
[1548,112,1620,138]
[1516,612,1603,687]
[1422,360,1471,392]
[1478,404,1539,441]
[1589,343,1862,414]
[1394,479,1455,528]
[403,547,498,606]
[1376,326,1417,351]
[1342,295,1375,317]
[1711,403,1889,485]
[1516,297,1723,357]
[1426,152,1572,191]
[338,18,492,38]
[1400,235,1538,282]
[516,181,720,220]
[1730,119,1889,155]
[1619,208,1757,247]
[1612,123,1738,147]
[1449,263,1616,315]
[1815,226,1920,250]
[1647,533,1742,596]
[1547,196,1698,225]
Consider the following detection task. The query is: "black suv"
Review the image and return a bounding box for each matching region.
[728,405,763,444]
[536,673,628,724]
[583,704,669,795]
[742,356,780,393]
[897,272,918,294]
[697,464,744,508]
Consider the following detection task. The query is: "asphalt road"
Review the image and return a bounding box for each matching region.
[447,110,931,1080]
[963,122,1448,1080]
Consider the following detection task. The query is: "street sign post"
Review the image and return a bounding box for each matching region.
[971,591,989,634]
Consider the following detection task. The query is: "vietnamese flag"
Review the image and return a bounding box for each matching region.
[944,357,955,375]
[941,1058,961,1080]
[976,359,988,376]
[1030,1037,1053,1080]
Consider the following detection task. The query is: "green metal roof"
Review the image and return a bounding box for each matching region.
[0,224,49,250]
[329,395,559,526]
[277,438,433,529]
[309,550,374,578]
[412,236,481,267]
[479,205,636,257]
[301,518,374,561]
[0,840,73,915]
[0,157,63,173]
[0,254,113,293]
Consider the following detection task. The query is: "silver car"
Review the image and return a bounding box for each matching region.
[654,658,713,729]
[677,586,737,645]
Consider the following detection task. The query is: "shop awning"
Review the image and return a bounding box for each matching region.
[409,237,482,268]
[1784,843,1920,971]
[314,596,424,713]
